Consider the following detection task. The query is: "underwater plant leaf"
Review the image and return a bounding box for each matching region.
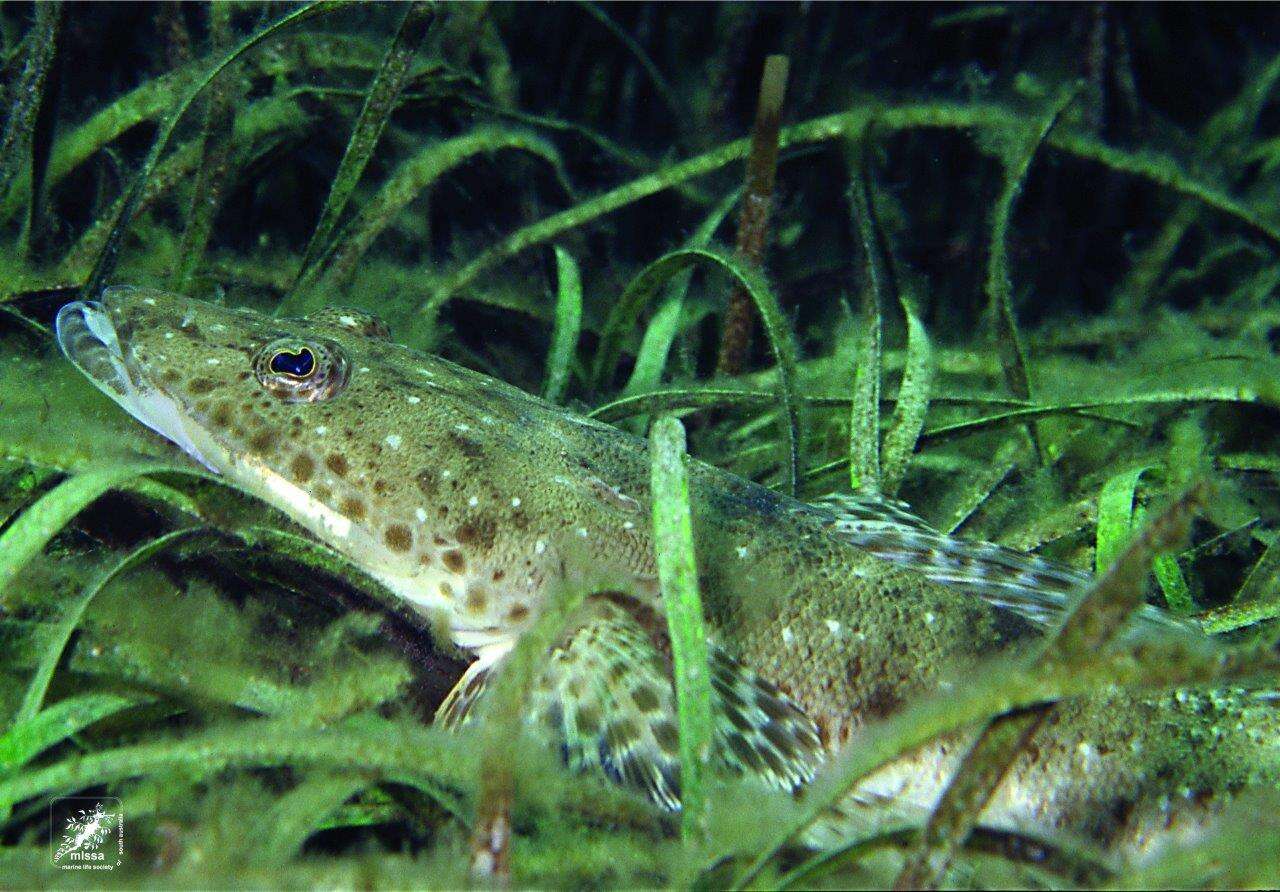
[1114,51,1280,314]
[170,4,237,293]
[253,772,372,866]
[1201,531,1280,634]
[894,710,1044,891]
[0,692,142,775]
[291,2,435,291]
[0,2,61,222]
[920,403,1141,443]
[422,100,1280,328]
[301,127,563,310]
[1132,503,1194,615]
[897,488,1203,887]
[0,462,199,610]
[469,567,591,880]
[13,526,209,728]
[728,621,1270,891]
[881,297,933,497]
[595,246,802,494]
[81,0,340,299]
[574,2,685,132]
[621,188,741,426]
[650,416,714,841]
[846,143,887,493]
[1095,465,1153,575]
[716,53,788,377]
[985,91,1074,463]
[0,716,475,819]
[542,246,582,404]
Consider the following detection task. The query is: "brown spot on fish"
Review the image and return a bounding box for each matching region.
[249,429,277,452]
[291,454,315,482]
[373,479,390,496]
[316,485,333,503]
[211,402,234,428]
[325,454,349,477]
[447,430,486,459]
[385,524,413,552]
[415,469,437,497]
[439,581,454,599]
[632,685,660,712]
[507,603,529,622]
[340,496,366,521]
[442,550,467,574]
[455,518,496,551]
[466,586,488,613]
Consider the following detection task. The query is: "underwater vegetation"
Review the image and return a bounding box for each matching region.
[2,1,1280,887]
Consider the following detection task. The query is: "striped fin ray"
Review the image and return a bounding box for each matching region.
[815,492,1087,624]
[814,492,1190,632]
[444,596,827,810]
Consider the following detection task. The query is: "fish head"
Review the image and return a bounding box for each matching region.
[55,287,584,650]
[56,286,381,476]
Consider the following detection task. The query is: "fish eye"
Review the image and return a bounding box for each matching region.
[268,347,316,379]
[253,338,348,402]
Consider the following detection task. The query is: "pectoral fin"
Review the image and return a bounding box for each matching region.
[436,596,825,810]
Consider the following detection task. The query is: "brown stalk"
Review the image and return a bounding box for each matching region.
[716,54,788,377]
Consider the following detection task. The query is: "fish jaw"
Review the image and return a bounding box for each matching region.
[56,296,222,472]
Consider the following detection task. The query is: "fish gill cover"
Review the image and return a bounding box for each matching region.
[0,2,1279,888]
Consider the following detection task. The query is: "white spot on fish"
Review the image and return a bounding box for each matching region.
[736,546,749,559]
[824,618,842,636]
[455,423,471,432]
[577,527,588,538]
[441,470,452,479]
[209,323,226,333]
[385,434,402,450]
[180,310,195,327]
[924,612,936,625]
[511,497,521,507]
[469,496,479,507]
[339,314,357,327]
[143,297,157,306]
[535,540,547,555]
[406,395,421,404]
[622,521,635,530]
[415,507,428,522]
[163,331,175,339]
[205,358,220,366]
[782,626,795,646]
[315,425,328,435]
[359,366,370,373]
[481,415,495,426]
[417,367,435,378]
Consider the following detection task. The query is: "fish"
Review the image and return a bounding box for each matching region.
[56,286,1280,863]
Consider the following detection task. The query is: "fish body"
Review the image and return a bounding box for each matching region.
[57,288,1279,861]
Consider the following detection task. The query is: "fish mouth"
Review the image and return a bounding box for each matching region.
[56,298,219,471]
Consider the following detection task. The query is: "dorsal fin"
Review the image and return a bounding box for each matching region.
[814,490,1089,626]
[813,490,1190,631]
[812,491,938,534]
